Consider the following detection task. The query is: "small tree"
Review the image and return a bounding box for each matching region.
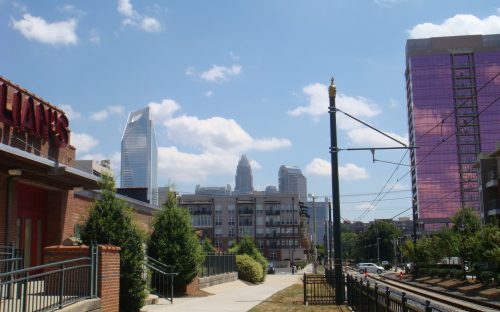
[81,174,146,312]
[147,192,205,288]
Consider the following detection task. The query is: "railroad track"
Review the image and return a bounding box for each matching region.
[362,273,499,312]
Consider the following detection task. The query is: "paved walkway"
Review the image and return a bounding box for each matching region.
[141,266,310,312]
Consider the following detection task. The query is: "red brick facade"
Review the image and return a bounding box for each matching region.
[43,244,121,312]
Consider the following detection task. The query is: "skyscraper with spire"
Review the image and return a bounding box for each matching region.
[234,154,253,194]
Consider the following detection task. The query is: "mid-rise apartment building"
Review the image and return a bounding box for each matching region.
[179,192,309,263]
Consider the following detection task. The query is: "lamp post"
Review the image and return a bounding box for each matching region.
[308,194,318,274]
[328,77,344,304]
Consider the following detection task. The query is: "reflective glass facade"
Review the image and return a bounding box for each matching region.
[406,35,500,223]
[121,107,158,206]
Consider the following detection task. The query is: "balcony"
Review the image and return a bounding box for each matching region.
[239,221,253,226]
[238,209,253,215]
[192,210,212,215]
[265,210,280,215]
[486,199,500,210]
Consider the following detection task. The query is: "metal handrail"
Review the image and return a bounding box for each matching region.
[0,245,98,312]
[144,257,178,304]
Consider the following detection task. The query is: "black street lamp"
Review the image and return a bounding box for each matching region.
[328,78,344,304]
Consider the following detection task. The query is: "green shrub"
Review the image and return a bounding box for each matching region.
[81,175,146,312]
[419,268,428,276]
[478,271,495,286]
[436,268,449,278]
[236,254,263,284]
[450,269,462,279]
[295,260,307,270]
[383,264,392,270]
[229,237,267,282]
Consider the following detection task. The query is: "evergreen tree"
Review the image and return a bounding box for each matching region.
[81,174,146,312]
[147,192,205,287]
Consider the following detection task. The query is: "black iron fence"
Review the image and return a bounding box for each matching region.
[303,273,336,305]
[144,256,177,304]
[346,274,442,312]
[202,253,236,277]
[0,245,98,312]
[0,244,23,275]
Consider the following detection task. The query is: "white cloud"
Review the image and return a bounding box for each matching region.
[304,158,368,181]
[141,17,161,32]
[57,4,86,18]
[185,67,196,76]
[117,0,161,33]
[148,99,180,125]
[205,91,214,97]
[409,12,500,39]
[288,83,380,124]
[10,13,78,45]
[147,99,290,184]
[200,64,242,82]
[91,105,124,122]
[91,110,108,121]
[89,29,100,45]
[164,115,291,152]
[59,104,81,120]
[71,132,98,153]
[346,128,408,147]
[389,98,399,109]
[118,0,134,17]
[158,147,238,183]
[229,51,240,60]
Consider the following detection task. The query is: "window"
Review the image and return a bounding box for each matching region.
[215,228,223,237]
[228,228,235,237]
[228,217,235,226]
[215,217,222,226]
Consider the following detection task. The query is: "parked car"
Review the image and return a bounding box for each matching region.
[356,263,384,274]
[267,264,275,274]
[381,261,390,266]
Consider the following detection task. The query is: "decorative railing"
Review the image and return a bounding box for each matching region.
[0,245,98,312]
[303,273,336,305]
[201,253,236,277]
[346,274,442,312]
[0,244,23,275]
[144,256,177,304]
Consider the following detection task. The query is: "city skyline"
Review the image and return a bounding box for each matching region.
[2,1,500,222]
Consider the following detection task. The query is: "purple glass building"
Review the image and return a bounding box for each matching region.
[406,34,500,227]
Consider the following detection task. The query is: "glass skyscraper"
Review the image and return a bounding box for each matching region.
[406,34,500,225]
[121,107,158,206]
[278,165,307,200]
[234,155,253,194]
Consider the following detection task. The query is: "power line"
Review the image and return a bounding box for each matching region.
[342,196,411,204]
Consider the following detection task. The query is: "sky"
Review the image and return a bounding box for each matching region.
[2,0,500,222]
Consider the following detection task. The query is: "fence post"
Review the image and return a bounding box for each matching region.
[59,264,66,309]
[385,287,390,312]
[401,292,407,312]
[425,300,432,312]
[303,273,307,305]
[374,282,379,312]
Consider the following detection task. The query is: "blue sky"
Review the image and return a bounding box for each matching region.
[2,0,500,222]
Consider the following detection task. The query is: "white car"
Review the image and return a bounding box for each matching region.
[357,263,384,274]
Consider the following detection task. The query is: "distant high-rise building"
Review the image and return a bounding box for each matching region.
[120,107,158,206]
[234,155,253,194]
[406,34,500,226]
[278,165,307,200]
[195,184,232,196]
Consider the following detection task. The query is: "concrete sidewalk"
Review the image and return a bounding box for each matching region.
[141,267,309,312]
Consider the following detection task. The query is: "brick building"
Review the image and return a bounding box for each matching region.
[0,76,158,269]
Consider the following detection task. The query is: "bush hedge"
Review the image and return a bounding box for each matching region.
[236,254,263,284]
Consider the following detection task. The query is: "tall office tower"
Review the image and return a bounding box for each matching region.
[121,107,158,206]
[278,165,307,200]
[234,155,253,194]
[406,34,500,226]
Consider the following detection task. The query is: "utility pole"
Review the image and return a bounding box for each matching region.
[393,237,397,271]
[328,78,344,304]
[309,194,318,274]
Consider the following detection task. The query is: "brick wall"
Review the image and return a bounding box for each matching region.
[98,245,121,312]
[43,244,121,312]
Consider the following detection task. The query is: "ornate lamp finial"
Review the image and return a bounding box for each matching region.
[329,76,336,97]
